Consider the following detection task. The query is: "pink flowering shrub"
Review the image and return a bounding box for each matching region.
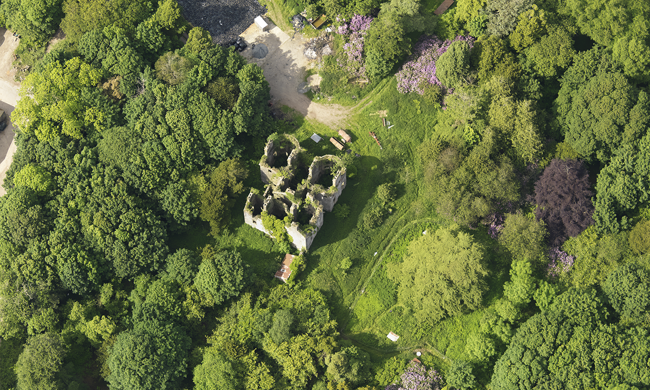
[335,14,373,79]
[547,247,575,277]
[486,213,505,239]
[396,35,475,94]
[386,361,443,390]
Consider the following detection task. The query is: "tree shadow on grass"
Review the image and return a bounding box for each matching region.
[344,331,401,355]
[309,155,382,251]
[168,221,213,252]
[463,225,511,306]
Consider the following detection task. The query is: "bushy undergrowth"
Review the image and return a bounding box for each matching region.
[396,35,475,94]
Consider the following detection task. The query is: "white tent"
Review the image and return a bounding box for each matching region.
[255,16,269,31]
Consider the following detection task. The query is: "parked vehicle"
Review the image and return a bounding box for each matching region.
[0,110,6,132]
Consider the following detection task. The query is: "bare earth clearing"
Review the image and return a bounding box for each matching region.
[239,21,351,129]
[0,28,21,196]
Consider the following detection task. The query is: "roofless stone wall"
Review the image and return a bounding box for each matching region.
[245,134,347,251]
[307,156,347,212]
[259,134,302,187]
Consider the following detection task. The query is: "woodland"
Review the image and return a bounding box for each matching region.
[0,0,649,389]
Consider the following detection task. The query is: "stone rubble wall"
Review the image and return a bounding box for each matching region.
[245,135,347,251]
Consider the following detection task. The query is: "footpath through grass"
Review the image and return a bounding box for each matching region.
[172,76,505,374]
[300,77,443,343]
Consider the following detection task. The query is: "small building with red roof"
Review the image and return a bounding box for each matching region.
[274,254,295,283]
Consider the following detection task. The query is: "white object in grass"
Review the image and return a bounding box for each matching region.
[387,332,400,342]
[310,133,322,143]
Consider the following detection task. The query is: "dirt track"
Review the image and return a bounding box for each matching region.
[0,28,20,196]
[239,21,351,129]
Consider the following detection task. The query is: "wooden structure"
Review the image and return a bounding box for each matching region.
[311,15,328,29]
[338,129,351,143]
[330,137,344,150]
[274,254,295,282]
[369,132,383,150]
[433,0,455,15]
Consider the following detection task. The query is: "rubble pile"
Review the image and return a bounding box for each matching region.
[291,14,308,32]
[303,34,333,60]
[177,0,267,45]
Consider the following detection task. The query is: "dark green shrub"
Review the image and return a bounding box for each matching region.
[205,77,240,110]
[305,4,319,20]
[422,84,442,106]
[358,205,386,230]
[333,203,351,219]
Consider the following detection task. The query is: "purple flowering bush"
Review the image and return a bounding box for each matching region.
[387,361,443,390]
[335,14,373,79]
[396,35,475,94]
[547,246,575,277]
[486,213,505,239]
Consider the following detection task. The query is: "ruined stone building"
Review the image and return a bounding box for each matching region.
[244,134,347,251]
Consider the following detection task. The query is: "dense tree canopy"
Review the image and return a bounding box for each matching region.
[388,226,488,323]
[603,263,650,325]
[12,57,113,141]
[194,247,246,306]
[14,333,66,390]
[491,288,650,389]
[0,0,63,46]
[107,320,191,390]
[3,0,650,387]
[499,213,547,261]
[592,132,650,233]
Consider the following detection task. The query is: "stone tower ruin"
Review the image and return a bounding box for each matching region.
[244,134,347,251]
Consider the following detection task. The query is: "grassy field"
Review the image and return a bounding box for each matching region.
[173,72,512,377]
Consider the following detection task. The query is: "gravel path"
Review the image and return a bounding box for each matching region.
[177,0,267,45]
[239,23,353,129]
[0,80,17,197]
[0,29,21,197]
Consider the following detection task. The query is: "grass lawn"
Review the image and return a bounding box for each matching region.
[296,77,447,345]
[174,74,513,373]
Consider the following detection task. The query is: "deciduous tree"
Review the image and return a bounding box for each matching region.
[61,0,154,43]
[534,159,594,245]
[485,0,534,37]
[194,247,245,306]
[499,214,547,261]
[592,133,650,233]
[15,333,66,390]
[603,263,650,325]
[199,159,248,236]
[436,40,472,89]
[559,71,644,162]
[107,320,190,390]
[0,0,63,47]
[491,288,650,389]
[388,226,488,323]
[12,57,112,141]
